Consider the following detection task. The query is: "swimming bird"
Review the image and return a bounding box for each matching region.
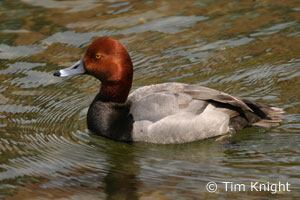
[54,37,283,144]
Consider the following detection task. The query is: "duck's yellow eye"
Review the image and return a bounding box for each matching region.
[95,55,101,60]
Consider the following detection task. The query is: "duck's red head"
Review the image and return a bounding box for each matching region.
[54,37,133,103]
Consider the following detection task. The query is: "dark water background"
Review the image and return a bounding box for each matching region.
[0,0,300,199]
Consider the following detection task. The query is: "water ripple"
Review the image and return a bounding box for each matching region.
[1,0,300,199]
[121,16,209,34]
[21,0,102,13]
[0,45,43,59]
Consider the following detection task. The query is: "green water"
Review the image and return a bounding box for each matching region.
[0,0,300,199]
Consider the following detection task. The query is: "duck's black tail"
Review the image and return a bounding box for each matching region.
[242,99,284,128]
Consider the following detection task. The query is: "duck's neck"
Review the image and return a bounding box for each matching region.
[99,81,131,103]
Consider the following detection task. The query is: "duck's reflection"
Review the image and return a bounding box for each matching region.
[103,142,140,200]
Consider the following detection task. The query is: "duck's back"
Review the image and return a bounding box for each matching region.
[128,83,283,144]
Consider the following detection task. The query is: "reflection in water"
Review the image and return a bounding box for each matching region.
[103,143,139,200]
[0,0,300,199]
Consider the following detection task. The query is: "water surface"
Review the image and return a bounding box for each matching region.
[0,0,300,199]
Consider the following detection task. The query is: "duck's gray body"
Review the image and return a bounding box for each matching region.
[128,83,283,144]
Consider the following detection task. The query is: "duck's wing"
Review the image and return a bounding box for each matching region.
[128,83,283,144]
[129,83,252,112]
[128,82,251,122]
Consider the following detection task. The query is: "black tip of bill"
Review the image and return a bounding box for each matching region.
[53,71,61,77]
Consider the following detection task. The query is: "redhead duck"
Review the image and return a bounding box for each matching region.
[54,37,283,144]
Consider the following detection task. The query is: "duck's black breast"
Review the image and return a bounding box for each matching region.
[87,94,134,141]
